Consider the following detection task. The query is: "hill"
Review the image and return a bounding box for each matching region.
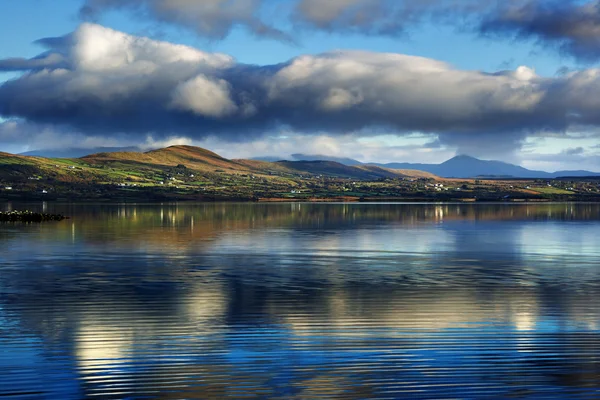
[3,146,600,202]
[82,145,251,172]
[276,160,406,180]
[5,146,598,182]
[20,146,143,158]
[1,145,439,186]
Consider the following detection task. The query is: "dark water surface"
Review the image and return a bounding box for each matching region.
[1,202,600,399]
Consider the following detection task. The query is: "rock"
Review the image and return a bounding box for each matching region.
[0,210,68,222]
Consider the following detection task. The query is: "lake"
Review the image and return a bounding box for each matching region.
[1,202,600,399]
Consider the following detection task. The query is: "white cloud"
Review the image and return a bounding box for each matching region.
[170,75,238,117]
[320,88,364,110]
[71,22,234,72]
[192,132,455,164]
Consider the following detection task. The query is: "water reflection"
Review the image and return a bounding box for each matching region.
[1,203,600,398]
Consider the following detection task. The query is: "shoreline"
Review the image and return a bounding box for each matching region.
[2,196,600,204]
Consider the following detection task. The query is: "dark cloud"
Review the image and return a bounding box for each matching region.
[292,0,413,36]
[80,0,292,42]
[563,146,586,155]
[76,1,600,61]
[291,0,486,36]
[78,0,485,40]
[294,0,600,62]
[480,1,600,62]
[1,24,600,157]
[0,53,68,72]
[296,0,600,62]
[436,131,530,159]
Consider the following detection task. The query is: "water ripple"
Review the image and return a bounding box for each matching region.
[1,203,600,398]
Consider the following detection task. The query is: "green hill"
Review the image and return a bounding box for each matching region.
[0,145,469,202]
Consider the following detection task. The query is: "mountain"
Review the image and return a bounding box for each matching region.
[436,155,543,178]
[252,153,363,166]
[83,145,249,171]
[290,154,363,166]
[252,156,286,162]
[374,155,600,178]
[20,146,144,158]
[253,153,599,178]
[552,170,600,178]
[6,146,598,182]
[275,160,423,180]
[4,145,599,202]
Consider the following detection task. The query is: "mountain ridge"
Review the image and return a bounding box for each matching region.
[256,153,599,178]
[20,146,144,158]
[12,146,600,179]
[3,145,434,182]
[375,154,600,178]
[3,145,600,202]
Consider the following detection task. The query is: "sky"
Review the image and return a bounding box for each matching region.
[1,0,600,172]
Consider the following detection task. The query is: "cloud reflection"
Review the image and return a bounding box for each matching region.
[1,203,600,397]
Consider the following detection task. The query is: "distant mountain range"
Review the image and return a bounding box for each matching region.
[254,153,363,166]
[258,153,600,178]
[19,148,600,178]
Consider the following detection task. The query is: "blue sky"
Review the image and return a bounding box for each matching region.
[0,0,599,171]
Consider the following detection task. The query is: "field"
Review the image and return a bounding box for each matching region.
[529,186,575,195]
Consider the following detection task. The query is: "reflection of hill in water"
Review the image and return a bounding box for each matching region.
[2,203,600,397]
[3,203,600,253]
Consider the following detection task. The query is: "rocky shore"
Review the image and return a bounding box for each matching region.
[0,210,68,222]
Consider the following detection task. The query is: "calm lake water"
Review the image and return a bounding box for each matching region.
[1,202,600,399]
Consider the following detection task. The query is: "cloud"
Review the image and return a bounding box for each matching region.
[294,0,600,62]
[480,1,600,62]
[0,118,194,154]
[79,0,486,40]
[292,0,411,36]
[187,133,457,164]
[78,1,600,62]
[3,24,600,157]
[521,142,598,163]
[0,118,454,164]
[170,74,238,117]
[80,0,291,41]
[291,0,487,36]
[563,146,586,155]
[0,119,122,152]
[521,148,600,172]
[0,53,68,72]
